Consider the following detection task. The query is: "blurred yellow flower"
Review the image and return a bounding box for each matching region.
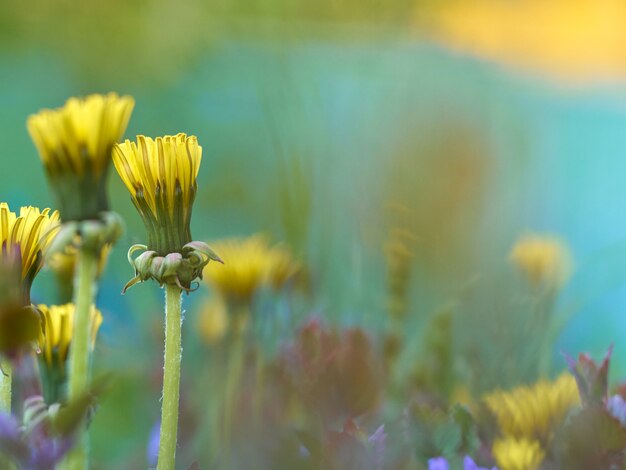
[113,133,201,254]
[266,243,301,291]
[425,0,626,82]
[0,203,60,303]
[28,94,134,178]
[49,244,111,281]
[492,437,544,470]
[509,234,572,290]
[198,297,229,344]
[204,235,300,303]
[28,93,134,220]
[37,303,103,369]
[484,373,579,442]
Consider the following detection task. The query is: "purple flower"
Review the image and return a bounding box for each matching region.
[428,456,497,470]
[146,421,160,467]
[607,395,626,426]
[428,457,449,470]
[0,401,74,470]
[464,455,498,470]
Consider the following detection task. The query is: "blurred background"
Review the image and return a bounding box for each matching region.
[3,0,626,468]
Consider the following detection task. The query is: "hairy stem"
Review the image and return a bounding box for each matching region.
[157,284,183,470]
[0,359,11,412]
[63,247,98,470]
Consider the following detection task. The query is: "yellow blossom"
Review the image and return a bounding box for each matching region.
[484,373,579,442]
[198,297,229,344]
[492,437,545,470]
[204,235,299,303]
[37,303,102,368]
[424,0,626,83]
[509,234,572,290]
[266,244,301,290]
[113,133,201,254]
[27,93,134,220]
[0,203,60,303]
[49,244,111,281]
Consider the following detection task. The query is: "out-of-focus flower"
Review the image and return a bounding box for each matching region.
[424,0,626,83]
[484,373,579,443]
[0,203,60,305]
[48,245,111,282]
[509,234,572,290]
[0,204,59,355]
[428,456,496,470]
[564,346,612,408]
[146,420,160,468]
[0,378,109,469]
[198,297,229,344]
[113,134,221,291]
[0,397,72,469]
[607,395,626,426]
[37,304,102,404]
[28,93,134,221]
[492,438,544,470]
[204,235,300,304]
[463,456,497,470]
[37,304,102,369]
[266,243,301,291]
[428,457,449,470]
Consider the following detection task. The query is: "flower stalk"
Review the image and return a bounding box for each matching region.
[29,94,133,470]
[63,247,99,470]
[113,133,220,470]
[158,284,183,470]
[0,360,11,412]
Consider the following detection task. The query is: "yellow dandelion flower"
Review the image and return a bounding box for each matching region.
[424,0,626,83]
[0,203,60,303]
[37,303,102,369]
[267,244,301,290]
[113,133,201,255]
[204,235,299,304]
[484,372,579,442]
[48,243,111,276]
[28,93,134,221]
[492,437,545,470]
[510,234,572,290]
[198,297,229,344]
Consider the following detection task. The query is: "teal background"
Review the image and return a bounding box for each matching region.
[2,11,626,465]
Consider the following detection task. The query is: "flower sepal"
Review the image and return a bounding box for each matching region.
[123,241,223,293]
[48,211,124,256]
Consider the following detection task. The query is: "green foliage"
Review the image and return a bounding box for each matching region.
[410,403,479,461]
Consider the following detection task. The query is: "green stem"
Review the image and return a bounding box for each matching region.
[222,332,244,456]
[0,359,11,412]
[157,284,183,470]
[63,247,98,470]
[221,306,249,458]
